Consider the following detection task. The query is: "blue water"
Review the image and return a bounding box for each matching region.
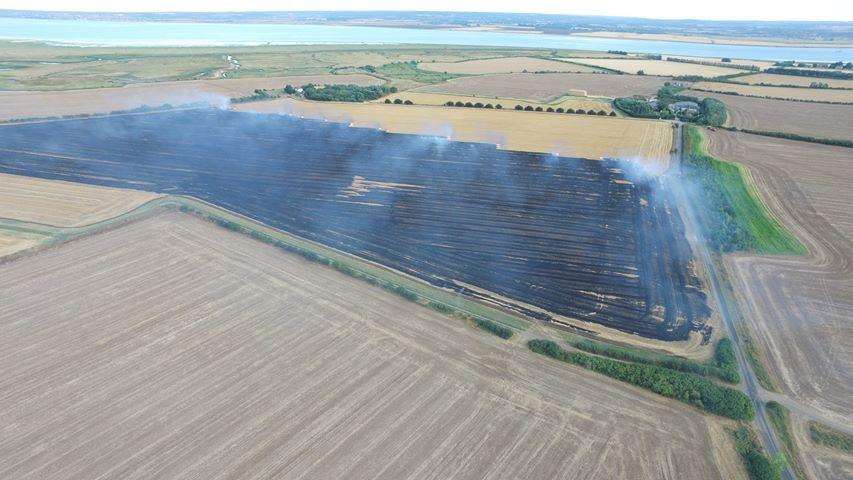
[0,17,849,62]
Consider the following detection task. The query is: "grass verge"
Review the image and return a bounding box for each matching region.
[682,125,806,254]
[765,401,806,479]
[739,326,777,392]
[565,334,740,384]
[808,421,853,453]
[731,425,787,480]
[527,339,754,420]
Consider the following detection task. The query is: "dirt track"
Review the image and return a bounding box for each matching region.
[686,90,853,140]
[0,212,737,480]
[706,130,853,424]
[0,74,380,121]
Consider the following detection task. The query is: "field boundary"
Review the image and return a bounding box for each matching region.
[0,194,531,332]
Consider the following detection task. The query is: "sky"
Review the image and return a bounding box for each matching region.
[0,1,851,22]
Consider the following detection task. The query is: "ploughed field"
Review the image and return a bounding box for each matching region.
[0,109,705,340]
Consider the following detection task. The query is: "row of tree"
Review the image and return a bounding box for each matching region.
[527,339,755,420]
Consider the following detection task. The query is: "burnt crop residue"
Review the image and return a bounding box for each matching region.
[0,109,706,340]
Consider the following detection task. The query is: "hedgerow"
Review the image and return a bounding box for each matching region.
[527,340,755,420]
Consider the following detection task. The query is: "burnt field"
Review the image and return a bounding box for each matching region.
[0,109,706,340]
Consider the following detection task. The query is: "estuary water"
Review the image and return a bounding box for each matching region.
[0,17,850,62]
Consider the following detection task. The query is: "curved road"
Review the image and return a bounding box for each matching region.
[669,122,795,480]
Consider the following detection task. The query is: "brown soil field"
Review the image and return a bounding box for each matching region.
[689,91,853,140]
[418,56,602,74]
[706,130,853,424]
[234,98,673,167]
[738,73,853,89]
[692,81,853,103]
[0,74,380,121]
[384,91,613,113]
[568,58,742,77]
[0,212,739,479]
[0,173,160,227]
[663,56,776,70]
[413,72,668,100]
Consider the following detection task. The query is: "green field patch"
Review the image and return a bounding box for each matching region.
[683,125,806,254]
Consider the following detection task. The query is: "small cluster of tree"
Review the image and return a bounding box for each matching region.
[809,421,853,453]
[230,88,281,103]
[809,81,830,89]
[568,336,740,384]
[301,83,398,102]
[646,54,662,60]
[384,98,414,104]
[527,339,755,420]
[444,101,503,109]
[732,426,787,480]
[607,50,628,55]
[474,318,513,339]
[614,97,659,118]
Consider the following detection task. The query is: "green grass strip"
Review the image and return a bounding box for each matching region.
[683,125,806,254]
[565,335,740,384]
[527,339,755,421]
[766,401,806,479]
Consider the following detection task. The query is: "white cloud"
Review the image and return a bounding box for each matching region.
[1,0,850,21]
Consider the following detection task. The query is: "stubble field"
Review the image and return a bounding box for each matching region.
[412,72,668,100]
[418,56,603,74]
[565,58,742,77]
[0,172,160,227]
[706,130,853,423]
[688,90,853,140]
[0,212,736,480]
[0,74,380,121]
[692,81,853,103]
[737,73,853,90]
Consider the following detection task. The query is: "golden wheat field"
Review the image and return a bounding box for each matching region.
[234,98,673,168]
[0,212,742,480]
[0,172,160,227]
[418,56,603,74]
[692,82,853,103]
[380,91,614,113]
[565,58,742,77]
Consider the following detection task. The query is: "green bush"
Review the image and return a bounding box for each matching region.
[527,340,755,420]
[474,318,513,339]
[809,421,853,453]
[732,426,786,480]
[613,97,659,118]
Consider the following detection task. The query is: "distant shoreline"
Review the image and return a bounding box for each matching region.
[569,31,853,49]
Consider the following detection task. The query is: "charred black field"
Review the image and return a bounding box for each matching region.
[0,109,707,340]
